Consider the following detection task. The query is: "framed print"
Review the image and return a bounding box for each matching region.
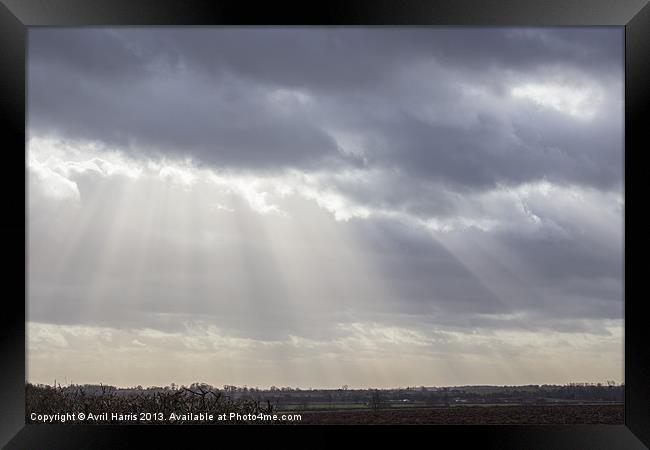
[1,0,648,448]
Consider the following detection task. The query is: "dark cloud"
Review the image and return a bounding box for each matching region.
[28,27,623,189]
[28,58,354,171]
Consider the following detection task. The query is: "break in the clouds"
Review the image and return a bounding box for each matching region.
[27,28,623,388]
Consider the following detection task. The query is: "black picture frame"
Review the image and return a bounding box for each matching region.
[1,0,648,448]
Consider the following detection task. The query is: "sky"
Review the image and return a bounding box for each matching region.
[27,27,624,389]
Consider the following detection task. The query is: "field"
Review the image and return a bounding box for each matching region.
[26,384,623,425]
[292,404,624,425]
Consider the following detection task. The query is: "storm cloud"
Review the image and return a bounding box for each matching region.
[27,28,623,388]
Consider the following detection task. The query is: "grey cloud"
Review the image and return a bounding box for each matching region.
[28,29,151,83]
[29,62,354,172]
[28,27,623,189]
[106,28,623,91]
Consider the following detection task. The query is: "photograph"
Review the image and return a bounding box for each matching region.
[26,26,625,426]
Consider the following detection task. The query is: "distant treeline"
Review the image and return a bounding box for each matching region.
[30,381,624,411]
[238,383,624,408]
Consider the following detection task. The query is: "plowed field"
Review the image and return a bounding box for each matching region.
[290,404,623,425]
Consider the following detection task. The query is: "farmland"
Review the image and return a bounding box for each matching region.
[292,404,624,425]
[26,382,623,425]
